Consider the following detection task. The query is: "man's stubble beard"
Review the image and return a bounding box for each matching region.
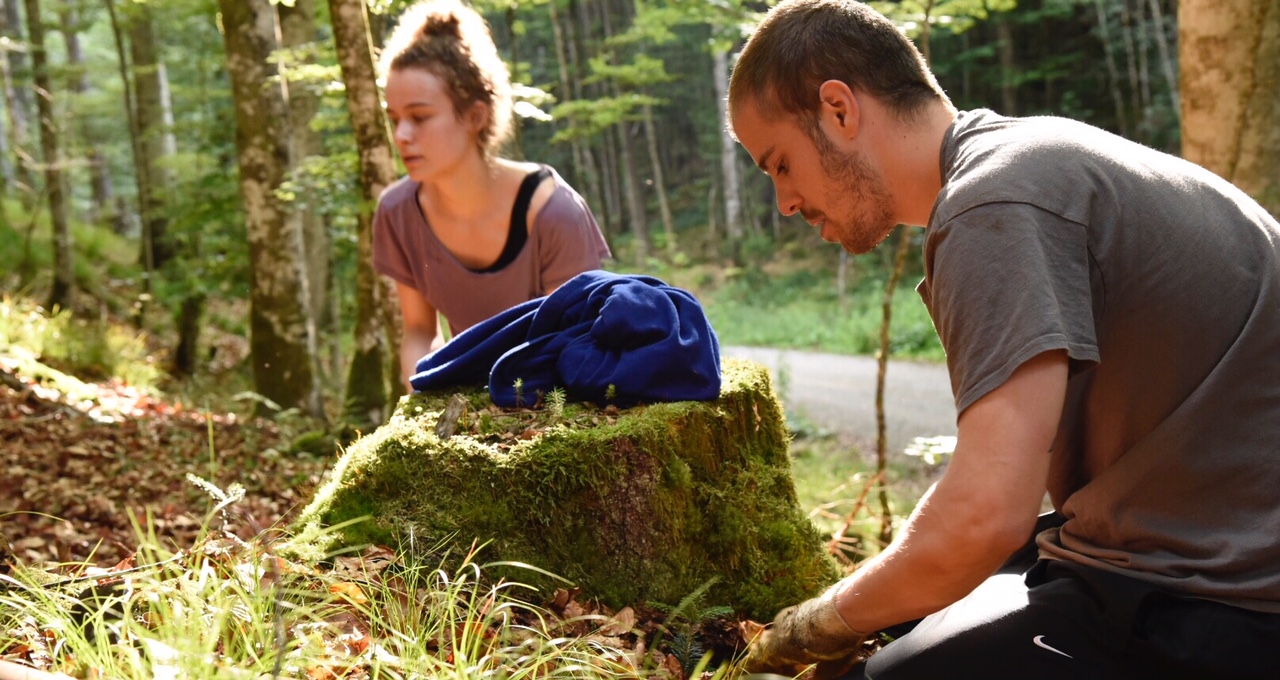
[813,131,898,255]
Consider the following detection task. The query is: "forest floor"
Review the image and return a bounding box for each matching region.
[0,368,331,571]
[0,366,766,679]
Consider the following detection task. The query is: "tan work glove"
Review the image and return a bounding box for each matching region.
[743,588,867,677]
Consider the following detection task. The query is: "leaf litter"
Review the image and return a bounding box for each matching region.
[0,370,753,679]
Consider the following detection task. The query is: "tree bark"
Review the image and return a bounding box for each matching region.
[1135,0,1152,118]
[642,103,675,257]
[1119,0,1145,139]
[549,0,597,209]
[1177,0,1280,217]
[616,121,649,260]
[1,0,32,205]
[576,0,623,239]
[23,0,72,310]
[713,47,742,258]
[1093,0,1130,136]
[1145,0,1180,123]
[564,0,608,237]
[58,6,110,225]
[328,0,402,427]
[104,0,150,243]
[280,0,339,380]
[1180,0,1280,219]
[219,0,323,419]
[0,0,14,210]
[995,14,1017,116]
[599,0,647,252]
[504,5,524,159]
[128,5,171,277]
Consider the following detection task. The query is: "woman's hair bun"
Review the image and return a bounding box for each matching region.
[418,10,463,41]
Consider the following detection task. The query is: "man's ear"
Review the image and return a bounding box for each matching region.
[817,80,860,141]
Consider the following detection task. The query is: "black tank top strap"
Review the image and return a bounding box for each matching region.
[479,165,553,273]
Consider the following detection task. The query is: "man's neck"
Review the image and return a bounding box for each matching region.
[875,102,957,227]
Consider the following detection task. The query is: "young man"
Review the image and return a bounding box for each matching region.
[728,1,1280,678]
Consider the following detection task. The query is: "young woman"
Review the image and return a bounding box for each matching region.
[372,0,611,390]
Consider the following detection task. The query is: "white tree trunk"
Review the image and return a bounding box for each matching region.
[713,48,743,247]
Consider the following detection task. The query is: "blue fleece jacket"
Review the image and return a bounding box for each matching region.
[410,270,722,408]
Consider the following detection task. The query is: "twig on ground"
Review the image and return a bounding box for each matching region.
[827,470,886,566]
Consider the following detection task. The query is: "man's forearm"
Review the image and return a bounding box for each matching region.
[830,350,1067,633]
[831,481,1028,633]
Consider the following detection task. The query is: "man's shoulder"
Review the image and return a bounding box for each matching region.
[933,111,1135,226]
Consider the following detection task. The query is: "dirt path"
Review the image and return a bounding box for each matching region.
[723,346,956,456]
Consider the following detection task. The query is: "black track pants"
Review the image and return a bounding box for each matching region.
[841,559,1280,680]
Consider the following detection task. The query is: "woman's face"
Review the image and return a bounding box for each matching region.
[384,67,483,181]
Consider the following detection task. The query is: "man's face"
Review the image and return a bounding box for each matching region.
[732,98,897,255]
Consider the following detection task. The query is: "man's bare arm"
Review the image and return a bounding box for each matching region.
[832,349,1069,632]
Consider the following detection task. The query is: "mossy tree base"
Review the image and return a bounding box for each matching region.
[287,358,839,619]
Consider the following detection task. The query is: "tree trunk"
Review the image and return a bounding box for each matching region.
[504,5,524,159]
[599,0,646,253]
[23,0,72,310]
[642,103,675,257]
[172,293,206,377]
[599,123,623,239]
[616,122,649,260]
[563,0,607,235]
[1146,0,1180,123]
[1119,0,1145,139]
[1135,0,1153,119]
[1093,0,1130,136]
[0,1,12,210]
[1180,0,1280,219]
[58,6,110,225]
[129,6,172,272]
[713,47,743,259]
[280,0,339,380]
[104,0,148,240]
[995,14,1017,116]
[548,0,594,202]
[219,0,323,419]
[328,0,403,427]
[1,0,32,205]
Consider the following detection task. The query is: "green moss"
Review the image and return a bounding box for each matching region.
[286,358,840,619]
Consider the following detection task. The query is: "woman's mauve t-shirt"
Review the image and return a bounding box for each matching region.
[371,168,611,334]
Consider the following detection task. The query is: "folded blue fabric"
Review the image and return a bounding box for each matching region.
[410,270,722,408]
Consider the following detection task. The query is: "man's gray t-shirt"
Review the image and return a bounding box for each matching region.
[372,168,611,334]
[919,109,1280,612]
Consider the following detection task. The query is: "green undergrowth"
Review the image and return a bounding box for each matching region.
[0,198,140,312]
[287,358,841,620]
[612,241,944,361]
[703,270,941,359]
[0,295,163,392]
[0,513,723,679]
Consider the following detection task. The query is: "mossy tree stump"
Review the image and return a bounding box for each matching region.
[288,358,839,619]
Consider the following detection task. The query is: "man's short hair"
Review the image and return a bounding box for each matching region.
[729,0,949,125]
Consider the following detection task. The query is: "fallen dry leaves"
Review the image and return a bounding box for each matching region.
[0,369,330,571]
[0,371,753,679]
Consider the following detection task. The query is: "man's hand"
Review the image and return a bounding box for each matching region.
[743,589,866,677]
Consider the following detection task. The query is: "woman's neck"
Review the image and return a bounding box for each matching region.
[419,151,506,222]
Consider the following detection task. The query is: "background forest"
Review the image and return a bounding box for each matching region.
[0,0,1277,677]
[1,0,1241,426]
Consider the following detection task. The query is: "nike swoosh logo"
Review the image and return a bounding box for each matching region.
[1033,635,1073,659]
